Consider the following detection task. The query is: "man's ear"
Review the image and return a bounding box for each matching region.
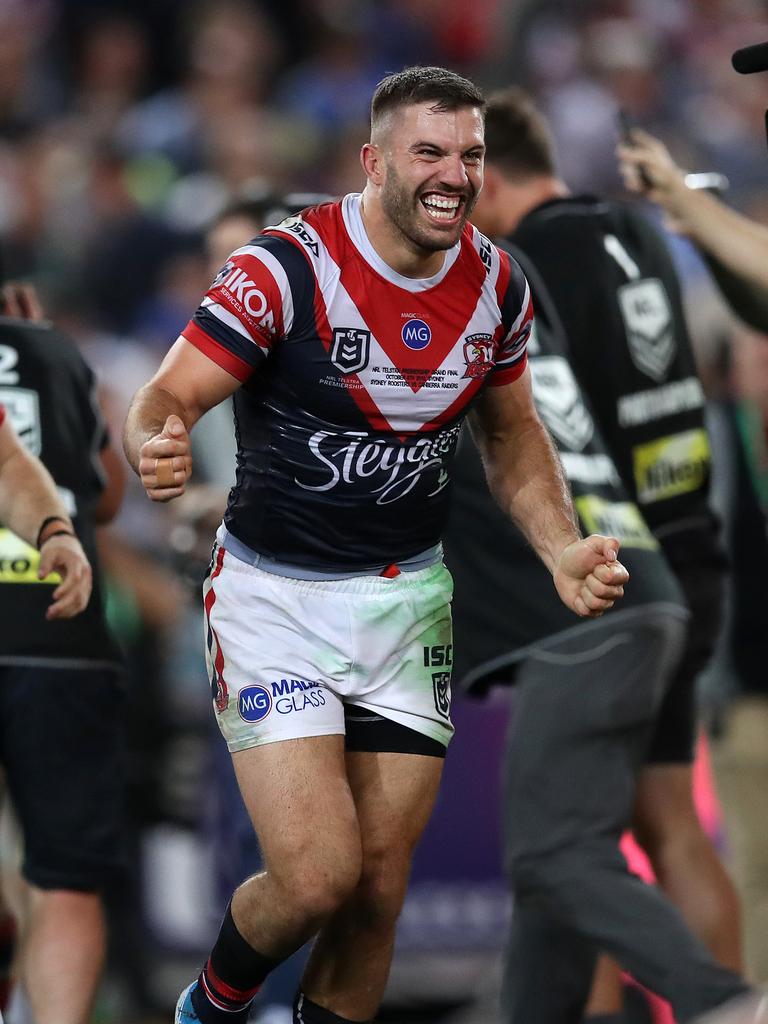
[361,143,383,186]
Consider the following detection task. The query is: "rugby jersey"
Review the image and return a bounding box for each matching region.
[513,196,718,563]
[182,193,532,572]
[0,319,120,666]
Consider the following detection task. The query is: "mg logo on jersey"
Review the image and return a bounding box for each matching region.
[617,278,675,382]
[401,318,432,350]
[330,328,371,374]
[432,671,451,718]
[530,356,594,451]
[463,334,494,378]
[237,684,272,723]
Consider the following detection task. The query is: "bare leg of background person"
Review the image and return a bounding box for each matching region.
[22,887,105,1024]
[633,763,742,972]
[711,696,768,984]
[583,955,624,1019]
[585,761,743,1019]
[298,750,444,1021]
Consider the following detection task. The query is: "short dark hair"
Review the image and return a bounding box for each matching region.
[484,87,557,179]
[371,66,485,131]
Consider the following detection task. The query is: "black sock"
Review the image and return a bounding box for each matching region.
[293,990,372,1023]
[191,903,283,1023]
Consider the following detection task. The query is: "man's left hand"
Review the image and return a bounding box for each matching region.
[553,534,629,618]
[39,533,93,620]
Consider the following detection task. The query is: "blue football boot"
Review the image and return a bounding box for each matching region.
[174,981,200,1022]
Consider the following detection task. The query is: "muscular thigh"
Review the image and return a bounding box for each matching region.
[345,750,443,868]
[232,735,359,869]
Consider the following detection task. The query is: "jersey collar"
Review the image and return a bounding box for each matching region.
[341,193,460,292]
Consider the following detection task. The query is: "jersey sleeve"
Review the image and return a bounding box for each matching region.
[181,236,304,382]
[0,405,5,427]
[488,249,533,387]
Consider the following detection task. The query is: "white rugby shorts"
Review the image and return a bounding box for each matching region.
[202,541,455,752]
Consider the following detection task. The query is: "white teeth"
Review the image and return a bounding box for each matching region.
[422,196,460,210]
[421,196,460,221]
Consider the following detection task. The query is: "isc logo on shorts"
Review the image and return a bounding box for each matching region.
[237,684,272,723]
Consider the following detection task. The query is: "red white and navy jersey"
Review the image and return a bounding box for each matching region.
[182,194,532,572]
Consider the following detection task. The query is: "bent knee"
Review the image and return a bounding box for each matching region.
[272,841,363,923]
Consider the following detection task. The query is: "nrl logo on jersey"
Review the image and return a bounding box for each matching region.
[463,333,494,378]
[530,356,594,451]
[330,327,371,374]
[618,278,675,382]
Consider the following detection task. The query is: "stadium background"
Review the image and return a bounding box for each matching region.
[1,0,767,1021]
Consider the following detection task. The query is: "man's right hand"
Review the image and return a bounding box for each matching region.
[138,414,192,502]
[616,129,693,231]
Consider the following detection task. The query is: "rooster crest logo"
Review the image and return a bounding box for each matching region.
[463,333,494,378]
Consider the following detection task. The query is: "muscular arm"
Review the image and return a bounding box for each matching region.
[0,416,91,618]
[469,368,579,573]
[469,370,628,616]
[0,417,72,547]
[123,337,242,501]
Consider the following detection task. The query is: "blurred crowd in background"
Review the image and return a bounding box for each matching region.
[3,0,768,1021]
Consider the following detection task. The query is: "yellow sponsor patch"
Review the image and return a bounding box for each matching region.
[575,495,658,550]
[0,528,61,584]
[632,429,710,505]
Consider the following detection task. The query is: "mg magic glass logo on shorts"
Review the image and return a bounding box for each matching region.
[270,678,327,715]
[237,684,272,722]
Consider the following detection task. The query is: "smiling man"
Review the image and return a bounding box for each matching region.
[123,66,629,1024]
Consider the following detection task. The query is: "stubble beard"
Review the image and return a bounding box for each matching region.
[381,166,476,254]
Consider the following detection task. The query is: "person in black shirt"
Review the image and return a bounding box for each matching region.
[464,88,753,1022]
[0,283,125,1024]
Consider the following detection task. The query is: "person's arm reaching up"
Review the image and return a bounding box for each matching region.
[618,129,768,300]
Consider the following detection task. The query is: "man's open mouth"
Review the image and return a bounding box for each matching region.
[420,193,464,223]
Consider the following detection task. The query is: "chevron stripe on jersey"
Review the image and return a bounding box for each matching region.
[181,194,532,572]
[260,195,530,433]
